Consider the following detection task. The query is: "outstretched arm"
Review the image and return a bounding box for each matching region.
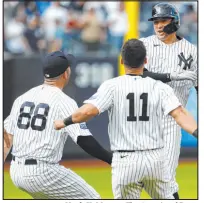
[143,68,171,83]
[54,103,99,130]
[143,68,197,83]
[55,79,114,130]
[169,106,197,138]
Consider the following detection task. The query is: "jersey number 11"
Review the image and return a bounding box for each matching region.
[127,93,149,121]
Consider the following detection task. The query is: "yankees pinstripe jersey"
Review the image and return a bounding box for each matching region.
[84,75,181,151]
[4,116,10,131]
[6,84,91,163]
[140,35,197,107]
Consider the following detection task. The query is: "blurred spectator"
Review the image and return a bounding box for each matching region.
[79,6,104,51]
[35,1,51,16]
[177,4,197,44]
[23,16,46,53]
[65,9,81,40]
[3,1,197,56]
[61,1,85,14]
[103,2,120,13]
[4,2,23,25]
[83,2,107,23]
[5,14,26,54]
[139,2,156,37]
[24,1,38,18]
[106,2,128,52]
[49,19,64,52]
[42,2,68,41]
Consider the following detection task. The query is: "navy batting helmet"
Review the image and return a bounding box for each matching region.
[148,3,180,34]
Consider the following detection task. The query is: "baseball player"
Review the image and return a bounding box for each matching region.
[54,39,198,199]
[3,51,113,199]
[139,3,198,199]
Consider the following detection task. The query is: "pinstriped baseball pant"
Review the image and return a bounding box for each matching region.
[10,159,100,199]
[163,118,182,194]
[111,148,174,199]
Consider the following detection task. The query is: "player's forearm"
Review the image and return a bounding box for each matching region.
[143,69,197,82]
[4,132,13,162]
[4,147,10,162]
[77,135,112,164]
[72,108,95,123]
[4,144,12,162]
[170,107,197,136]
[64,104,99,126]
[143,70,171,83]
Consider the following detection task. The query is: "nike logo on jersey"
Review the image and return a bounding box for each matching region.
[153,44,160,47]
[120,155,128,158]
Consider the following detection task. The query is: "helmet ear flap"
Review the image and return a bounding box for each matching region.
[163,20,179,34]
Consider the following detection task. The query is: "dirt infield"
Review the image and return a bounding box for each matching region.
[3,159,197,171]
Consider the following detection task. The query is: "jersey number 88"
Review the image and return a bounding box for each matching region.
[17,101,50,131]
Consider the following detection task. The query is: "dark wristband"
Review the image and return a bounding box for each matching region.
[63,116,74,126]
[192,129,198,138]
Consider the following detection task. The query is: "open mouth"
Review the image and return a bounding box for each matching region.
[157,30,165,35]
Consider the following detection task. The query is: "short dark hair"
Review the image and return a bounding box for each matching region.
[121,39,146,68]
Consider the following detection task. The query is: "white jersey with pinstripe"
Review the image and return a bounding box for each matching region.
[4,115,10,132]
[5,84,100,199]
[140,35,197,193]
[84,75,181,199]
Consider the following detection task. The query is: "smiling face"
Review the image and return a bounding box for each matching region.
[153,18,172,41]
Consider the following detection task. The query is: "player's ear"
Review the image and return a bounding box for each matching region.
[62,69,67,80]
[67,67,71,76]
[144,57,147,64]
[63,67,70,80]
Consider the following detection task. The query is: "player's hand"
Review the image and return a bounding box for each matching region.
[4,129,10,148]
[170,70,197,81]
[54,120,65,130]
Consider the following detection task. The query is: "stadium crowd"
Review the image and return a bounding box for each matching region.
[4,1,197,56]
